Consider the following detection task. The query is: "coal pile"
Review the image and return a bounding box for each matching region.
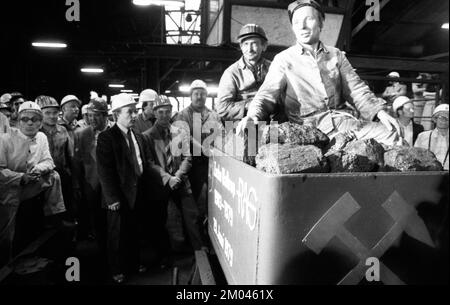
[384,146,444,172]
[261,122,330,148]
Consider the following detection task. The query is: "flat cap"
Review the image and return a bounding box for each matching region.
[288,0,325,22]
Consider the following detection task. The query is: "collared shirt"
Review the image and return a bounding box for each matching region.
[399,120,414,147]
[247,42,385,126]
[0,128,55,187]
[40,124,71,172]
[217,57,271,121]
[117,123,143,174]
[133,112,155,134]
[415,129,449,170]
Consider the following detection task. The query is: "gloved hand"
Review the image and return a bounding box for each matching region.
[168,176,182,190]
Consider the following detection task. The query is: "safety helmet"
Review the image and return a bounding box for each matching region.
[18,101,42,115]
[189,80,208,94]
[35,95,60,110]
[110,93,136,112]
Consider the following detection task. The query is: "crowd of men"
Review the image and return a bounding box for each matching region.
[0,0,448,284]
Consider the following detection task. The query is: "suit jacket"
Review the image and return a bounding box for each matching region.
[142,124,192,200]
[74,126,100,190]
[96,124,158,209]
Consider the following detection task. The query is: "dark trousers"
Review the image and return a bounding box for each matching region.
[106,205,140,276]
[171,188,206,251]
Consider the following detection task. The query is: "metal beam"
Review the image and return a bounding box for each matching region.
[352,0,391,37]
[33,44,449,73]
[421,52,449,61]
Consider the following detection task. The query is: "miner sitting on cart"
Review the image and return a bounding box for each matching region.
[0,101,66,267]
[238,0,401,147]
[217,24,272,122]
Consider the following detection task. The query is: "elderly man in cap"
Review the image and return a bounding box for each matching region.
[73,98,110,241]
[143,97,206,261]
[96,93,155,283]
[7,92,25,128]
[238,0,401,147]
[173,80,222,223]
[36,95,75,222]
[392,96,424,147]
[382,72,408,105]
[217,24,272,122]
[415,104,449,170]
[0,101,65,267]
[134,89,158,134]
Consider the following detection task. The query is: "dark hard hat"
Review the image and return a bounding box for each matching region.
[35,95,60,109]
[237,24,268,43]
[288,0,325,23]
[88,98,108,113]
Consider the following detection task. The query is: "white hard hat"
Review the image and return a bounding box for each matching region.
[61,94,81,107]
[139,89,158,103]
[388,71,400,78]
[81,104,89,115]
[0,93,11,104]
[392,96,412,113]
[432,104,449,117]
[18,101,42,115]
[111,93,136,112]
[190,79,208,93]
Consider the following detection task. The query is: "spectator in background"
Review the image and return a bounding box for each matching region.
[0,104,11,135]
[78,104,90,129]
[36,95,75,222]
[173,80,222,224]
[7,92,25,128]
[217,24,272,122]
[96,93,154,284]
[0,102,66,267]
[58,95,82,154]
[392,96,424,147]
[415,104,449,170]
[134,89,158,134]
[73,98,110,242]
[382,72,407,105]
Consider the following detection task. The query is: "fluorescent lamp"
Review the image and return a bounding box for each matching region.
[442,23,449,30]
[132,0,184,7]
[165,90,171,94]
[109,84,125,88]
[32,42,67,48]
[81,68,104,73]
[121,89,133,93]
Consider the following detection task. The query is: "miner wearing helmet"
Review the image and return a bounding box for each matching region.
[392,96,423,146]
[0,101,66,267]
[415,104,449,170]
[238,0,401,147]
[217,24,271,122]
[173,80,222,226]
[36,95,76,222]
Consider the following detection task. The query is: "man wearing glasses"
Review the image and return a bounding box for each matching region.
[0,101,66,267]
[415,104,449,170]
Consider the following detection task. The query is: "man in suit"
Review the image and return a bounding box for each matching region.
[143,98,206,259]
[73,98,109,242]
[392,96,424,147]
[96,93,156,283]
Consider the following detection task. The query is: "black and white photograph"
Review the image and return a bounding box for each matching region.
[0,0,448,292]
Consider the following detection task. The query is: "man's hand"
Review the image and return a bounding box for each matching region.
[108,202,120,211]
[376,110,401,135]
[20,173,40,185]
[168,176,182,190]
[236,115,258,137]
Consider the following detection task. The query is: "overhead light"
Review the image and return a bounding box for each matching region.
[32,42,67,48]
[121,89,133,93]
[179,85,190,92]
[132,0,184,8]
[109,84,125,88]
[165,90,171,94]
[442,23,449,30]
[81,68,104,73]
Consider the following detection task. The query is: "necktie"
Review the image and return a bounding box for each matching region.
[127,130,142,176]
[165,129,174,175]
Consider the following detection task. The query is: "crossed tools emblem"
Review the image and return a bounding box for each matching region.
[302,191,435,285]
